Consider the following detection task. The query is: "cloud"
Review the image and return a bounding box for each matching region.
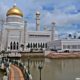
[27,23,36,31]
[0,2,8,19]
[41,5,80,26]
[0,0,80,34]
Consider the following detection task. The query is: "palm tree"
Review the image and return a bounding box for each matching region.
[68,34,72,38]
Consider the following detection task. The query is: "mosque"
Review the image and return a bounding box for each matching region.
[0,4,58,52]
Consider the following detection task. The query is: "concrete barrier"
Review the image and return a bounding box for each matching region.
[75,78,80,80]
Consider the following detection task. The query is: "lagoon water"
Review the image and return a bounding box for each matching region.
[22,58,80,80]
[0,58,80,80]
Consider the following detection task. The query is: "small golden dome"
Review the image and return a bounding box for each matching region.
[6,6,23,17]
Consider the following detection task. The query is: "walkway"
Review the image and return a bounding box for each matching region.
[9,65,24,80]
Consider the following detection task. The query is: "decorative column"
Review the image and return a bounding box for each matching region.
[51,22,56,41]
[0,20,4,51]
[5,29,9,51]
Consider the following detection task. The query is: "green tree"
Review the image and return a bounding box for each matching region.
[20,44,24,51]
[1,50,5,56]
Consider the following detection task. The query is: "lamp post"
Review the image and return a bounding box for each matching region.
[27,58,30,73]
[38,64,43,80]
[26,57,30,80]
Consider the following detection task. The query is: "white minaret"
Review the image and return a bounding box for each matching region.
[44,25,47,31]
[36,11,40,31]
[51,22,56,41]
[0,20,4,51]
[24,20,27,51]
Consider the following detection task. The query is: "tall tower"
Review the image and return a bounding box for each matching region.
[36,11,40,31]
[1,3,24,51]
[51,22,56,41]
[24,20,27,51]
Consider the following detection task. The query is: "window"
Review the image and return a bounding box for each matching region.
[78,45,80,49]
[29,35,50,38]
[63,45,66,49]
[63,45,70,49]
[72,45,77,49]
[67,45,70,49]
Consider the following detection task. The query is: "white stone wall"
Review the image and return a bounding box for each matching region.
[47,40,62,50]
[48,39,80,52]
[27,31,51,43]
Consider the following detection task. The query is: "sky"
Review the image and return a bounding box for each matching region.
[0,0,80,36]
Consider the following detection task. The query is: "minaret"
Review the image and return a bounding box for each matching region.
[24,20,27,51]
[51,22,56,41]
[36,11,40,31]
[13,0,16,6]
[44,25,47,31]
[0,20,4,51]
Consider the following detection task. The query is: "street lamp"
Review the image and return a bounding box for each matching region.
[38,64,43,80]
[27,58,30,73]
[26,57,30,80]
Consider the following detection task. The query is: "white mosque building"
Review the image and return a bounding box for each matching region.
[0,4,58,52]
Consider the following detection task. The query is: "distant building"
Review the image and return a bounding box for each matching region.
[48,39,80,52]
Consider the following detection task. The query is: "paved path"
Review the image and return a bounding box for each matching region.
[9,65,24,80]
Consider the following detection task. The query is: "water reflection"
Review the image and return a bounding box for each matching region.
[21,58,80,80]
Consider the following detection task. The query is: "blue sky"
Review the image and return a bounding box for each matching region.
[0,0,80,35]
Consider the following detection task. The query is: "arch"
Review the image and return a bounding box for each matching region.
[45,43,47,48]
[17,42,19,50]
[13,41,16,50]
[10,42,12,50]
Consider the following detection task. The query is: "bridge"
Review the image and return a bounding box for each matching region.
[0,52,44,80]
[9,65,24,80]
[0,58,32,80]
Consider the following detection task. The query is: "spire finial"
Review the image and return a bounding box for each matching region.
[13,0,16,6]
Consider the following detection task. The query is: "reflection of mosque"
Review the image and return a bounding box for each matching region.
[0,4,58,52]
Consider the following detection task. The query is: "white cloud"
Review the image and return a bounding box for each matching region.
[41,8,80,27]
[0,0,80,34]
[0,2,8,19]
[27,23,36,31]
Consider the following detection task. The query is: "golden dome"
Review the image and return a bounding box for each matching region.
[6,6,23,17]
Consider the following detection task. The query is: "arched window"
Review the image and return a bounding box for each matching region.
[38,43,40,48]
[42,43,45,48]
[17,42,19,50]
[35,43,37,48]
[41,43,43,48]
[31,43,33,48]
[13,42,16,50]
[32,43,36,49]
[27,43,30,48]
[10,42,12,50]
[45,43,47,48]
